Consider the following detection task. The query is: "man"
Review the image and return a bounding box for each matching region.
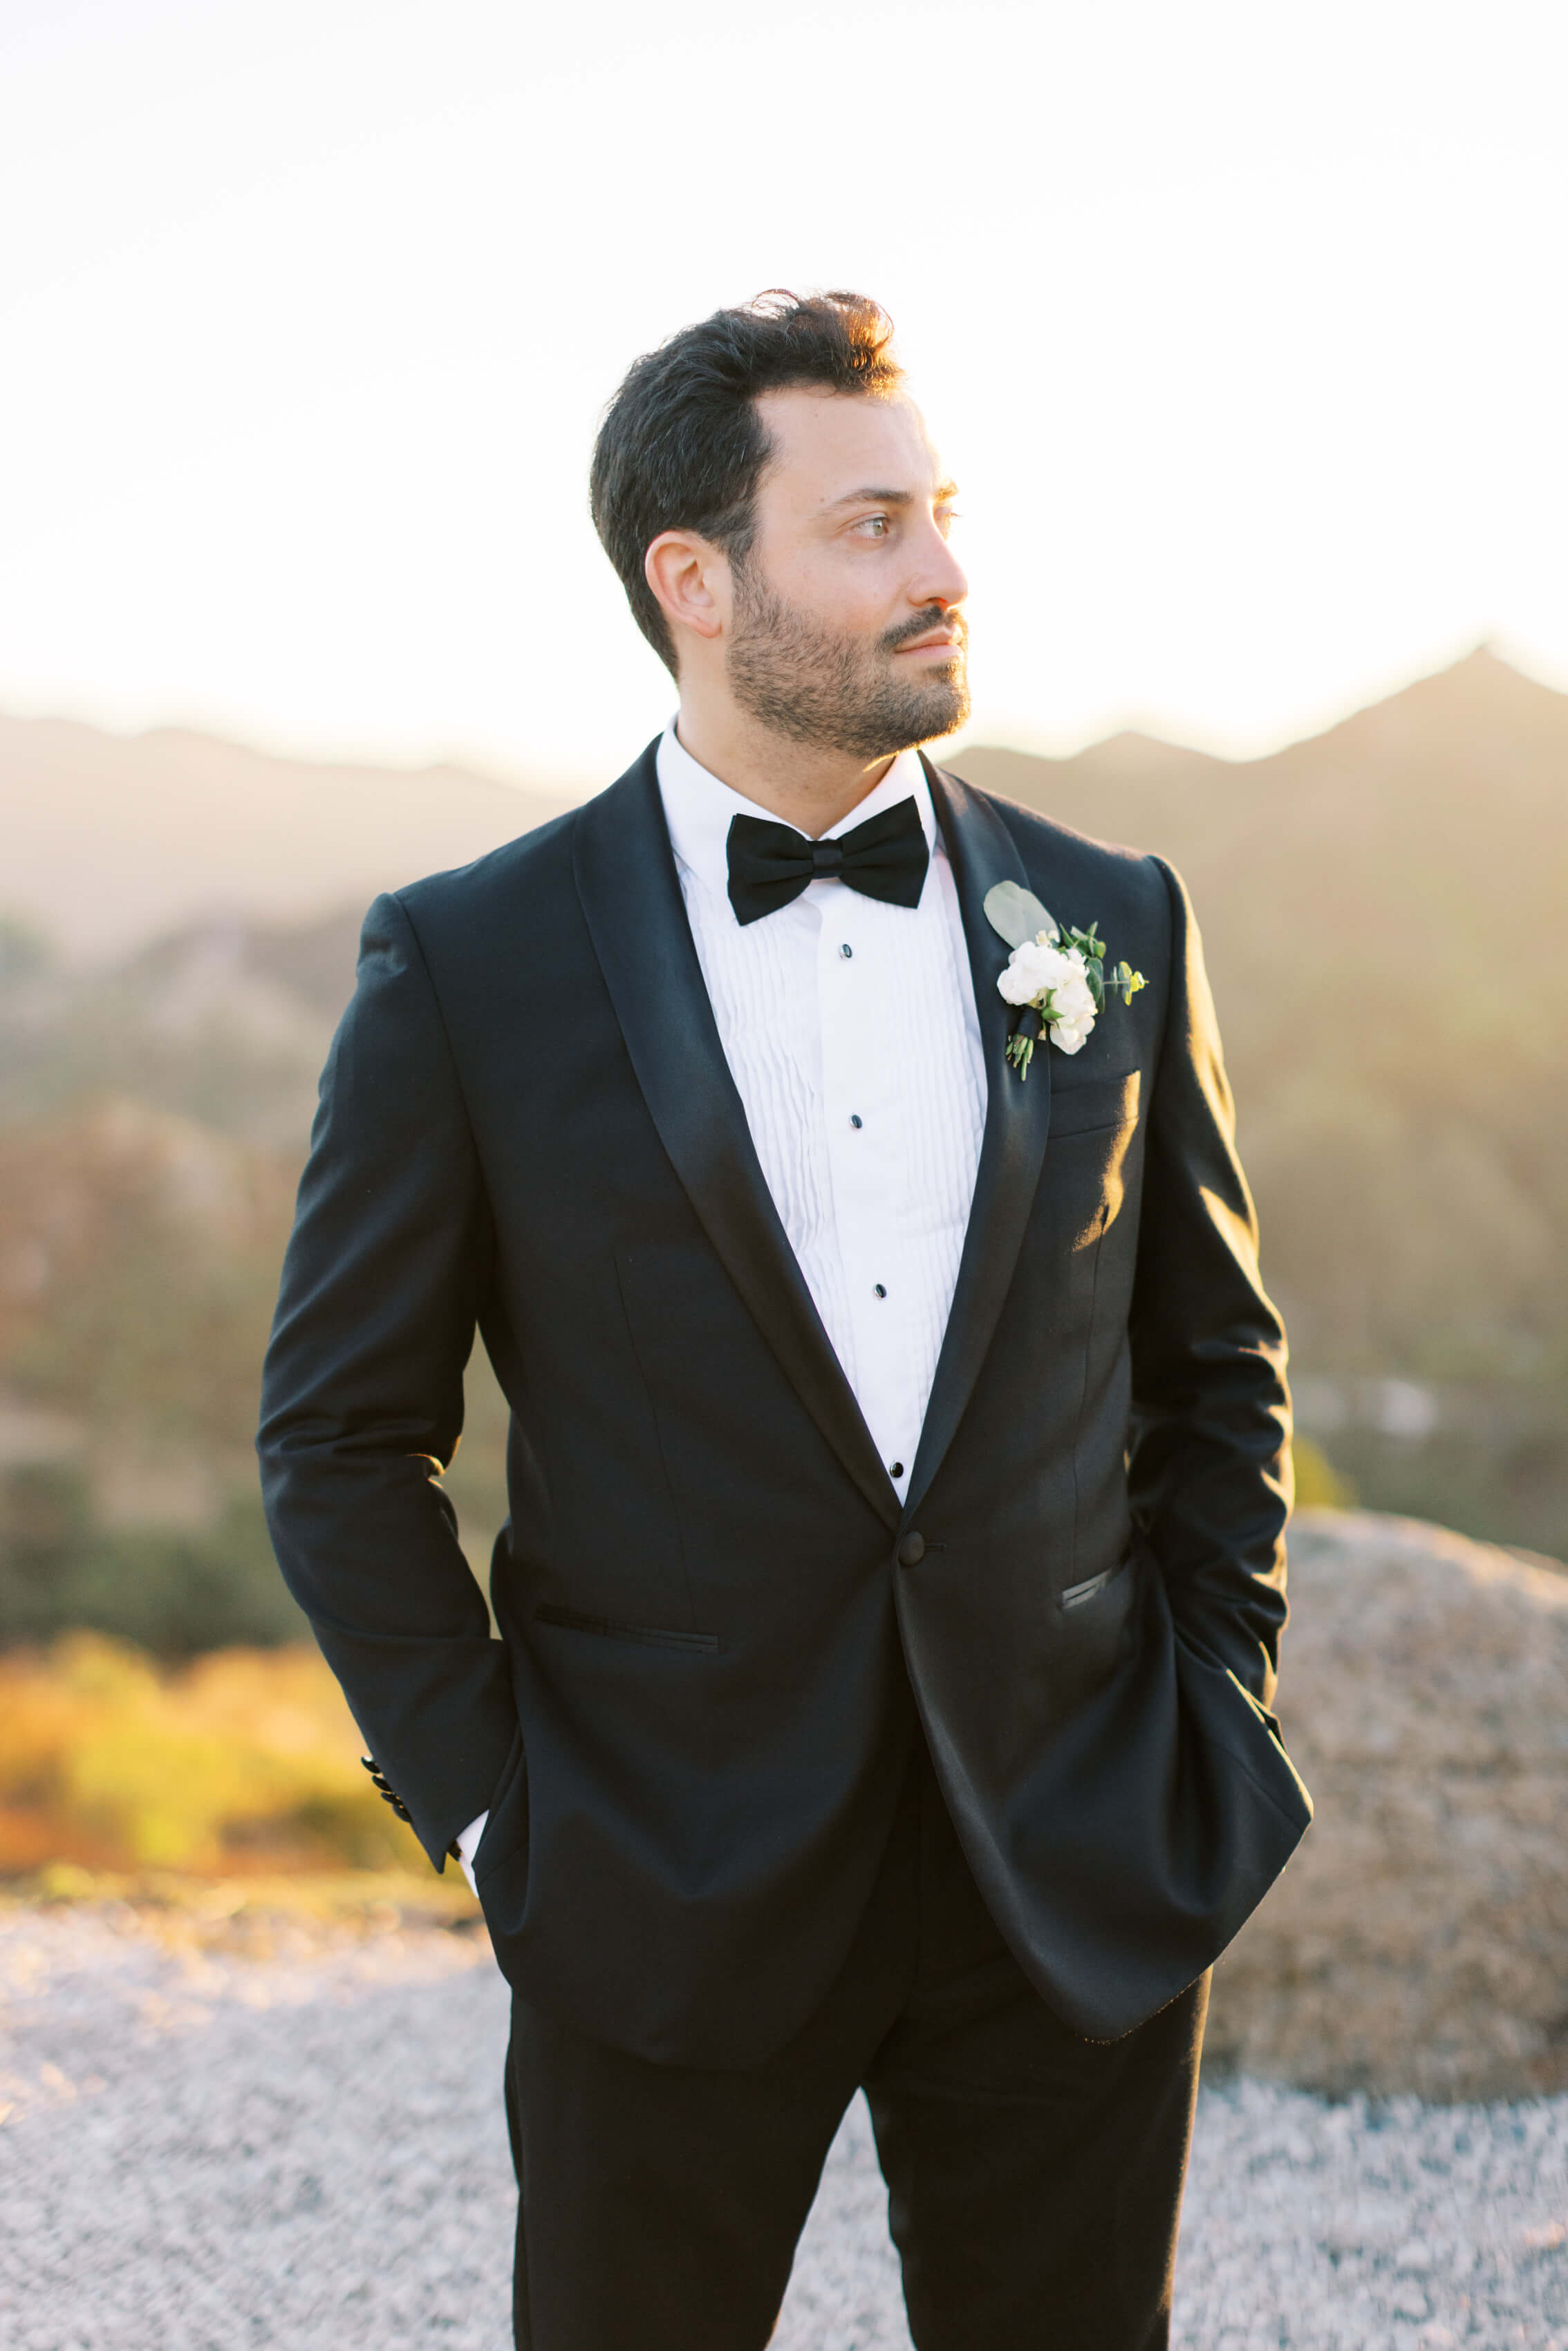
[258,290,1311,2350]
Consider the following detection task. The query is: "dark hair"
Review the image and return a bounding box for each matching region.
[589,289,902,675]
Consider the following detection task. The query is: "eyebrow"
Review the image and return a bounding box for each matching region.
[825,479,960,510]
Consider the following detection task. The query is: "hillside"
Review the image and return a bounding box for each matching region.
[1,649,1565,1611]
[0,712,572,958]
[958,649,1568,1550]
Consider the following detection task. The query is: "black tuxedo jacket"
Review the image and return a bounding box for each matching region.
[257,741,1312,2064]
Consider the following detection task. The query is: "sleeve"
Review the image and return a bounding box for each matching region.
[256,890,519,1868]
[1126,857,1293,1710]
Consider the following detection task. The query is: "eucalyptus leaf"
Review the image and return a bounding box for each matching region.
[983,881,1057,949]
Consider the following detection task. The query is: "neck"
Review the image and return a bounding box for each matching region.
[673,702,903,837]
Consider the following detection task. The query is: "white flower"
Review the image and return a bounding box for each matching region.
[997,935,1099,1057]
[987,895,1141,1077]
[1049,1006,1096,1054]
[997,933,1072,1005]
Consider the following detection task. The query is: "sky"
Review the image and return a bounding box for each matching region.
[2,0,1566,788]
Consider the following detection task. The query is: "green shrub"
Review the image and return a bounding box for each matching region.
[0,1467,305,1655]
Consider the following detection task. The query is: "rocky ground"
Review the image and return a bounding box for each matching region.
[4,1508,1568,2345]
[1205,1510,1568,2101]
[1,1904,1566,2350]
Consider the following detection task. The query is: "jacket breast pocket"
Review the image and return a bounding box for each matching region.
[1043,1068,1143,1253]
[1048,1068,1140,1142]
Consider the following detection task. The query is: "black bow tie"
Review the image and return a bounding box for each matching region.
[725,796,930,927]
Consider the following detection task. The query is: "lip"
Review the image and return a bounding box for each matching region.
[895,633,962,656]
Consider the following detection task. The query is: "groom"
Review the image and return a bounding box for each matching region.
[258,290,1310,2349]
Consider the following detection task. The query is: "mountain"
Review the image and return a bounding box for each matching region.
[958,647,1568,1377]
[953,649,1568,1554]
[0,713,572,960]
[1,650,1565,1567]
[961,646,1568,1072]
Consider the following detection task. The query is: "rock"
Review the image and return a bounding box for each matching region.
[1204,1509,1568,2101]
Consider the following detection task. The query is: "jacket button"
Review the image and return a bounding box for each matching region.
[897,1532,926,1568]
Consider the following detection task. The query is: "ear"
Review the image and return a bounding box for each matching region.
[644,530,729,648]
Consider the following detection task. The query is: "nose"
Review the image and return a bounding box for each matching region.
[913,517,968,615]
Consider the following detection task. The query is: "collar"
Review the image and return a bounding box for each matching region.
[655,719,938,919]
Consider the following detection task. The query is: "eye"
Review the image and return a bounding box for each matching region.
[854,513,891,539]
[937,508,962,537]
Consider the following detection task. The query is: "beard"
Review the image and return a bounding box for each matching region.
[725,568,971,759]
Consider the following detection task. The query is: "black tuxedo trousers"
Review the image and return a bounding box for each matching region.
[258,743,1312,2070]
[505,1720,1209,2351]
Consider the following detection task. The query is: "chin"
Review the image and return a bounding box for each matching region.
[910,677,970,743]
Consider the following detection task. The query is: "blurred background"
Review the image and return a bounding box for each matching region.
[1,0,1565,1915]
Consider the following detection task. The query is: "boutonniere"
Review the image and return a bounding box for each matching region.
[984,882,1146,1078]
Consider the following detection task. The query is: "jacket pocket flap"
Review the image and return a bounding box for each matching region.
[1049,1068,1140,1139]
[1060,1554,1132,1610]
[535,1604,718,1654]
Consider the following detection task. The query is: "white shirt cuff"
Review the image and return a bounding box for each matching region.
[454,1810,488,1897]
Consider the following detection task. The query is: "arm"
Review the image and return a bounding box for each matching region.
[1126,857,1292,1709]
[256,891,517,1870]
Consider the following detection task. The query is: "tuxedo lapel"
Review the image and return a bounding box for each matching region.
[902,760,1054,1521]
[573,743,900,1532]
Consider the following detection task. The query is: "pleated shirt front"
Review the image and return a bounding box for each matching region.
[655,723,988,1503]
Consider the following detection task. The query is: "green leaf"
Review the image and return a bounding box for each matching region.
[984,882,1057,950]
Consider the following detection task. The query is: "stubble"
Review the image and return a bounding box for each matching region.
[725,570,970,759]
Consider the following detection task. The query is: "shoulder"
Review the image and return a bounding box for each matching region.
[933,761,1174,938]
[387,738,666,962]
[390,801,584,945]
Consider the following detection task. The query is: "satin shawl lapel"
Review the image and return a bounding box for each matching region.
[903,761,1054,1521]
[573,744,900,1532]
